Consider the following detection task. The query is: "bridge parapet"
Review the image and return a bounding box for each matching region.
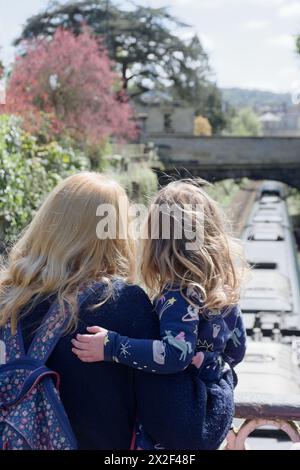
[147,135,300,189]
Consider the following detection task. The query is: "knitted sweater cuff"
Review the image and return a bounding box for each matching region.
[103,331,118,362]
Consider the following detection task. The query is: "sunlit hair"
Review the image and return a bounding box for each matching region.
[141,178,247,311]
[0,172,135,333]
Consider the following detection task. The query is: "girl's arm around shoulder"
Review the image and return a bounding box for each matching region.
[73,287,199,374]
[72,284,157,362]
[105,288,199,373]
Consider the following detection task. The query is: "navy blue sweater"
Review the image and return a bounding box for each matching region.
[20,280,235,450]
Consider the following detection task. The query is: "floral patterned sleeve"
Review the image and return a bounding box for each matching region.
[104,290,199,374]
[222,305,247,367]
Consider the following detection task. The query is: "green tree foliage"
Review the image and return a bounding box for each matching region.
[169,35,226,133]
[15,1,205,95]
[197,84,227,135]
[226,107,262,137]
[0,115,89,241]
[15,0,226,132]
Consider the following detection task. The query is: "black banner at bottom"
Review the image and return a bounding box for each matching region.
[0,450,299,466]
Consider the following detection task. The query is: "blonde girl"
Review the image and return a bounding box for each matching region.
[0,173,220,450]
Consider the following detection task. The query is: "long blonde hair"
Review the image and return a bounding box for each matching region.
[141,179,246,311]
[0,172,135,333]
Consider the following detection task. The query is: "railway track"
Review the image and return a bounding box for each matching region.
[230,181,260,237]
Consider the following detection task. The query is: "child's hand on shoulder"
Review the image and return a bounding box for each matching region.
[71,326,108,362]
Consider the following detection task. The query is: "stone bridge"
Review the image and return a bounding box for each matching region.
[146,135,300,189]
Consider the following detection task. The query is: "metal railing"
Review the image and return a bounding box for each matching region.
[226,392,300,450]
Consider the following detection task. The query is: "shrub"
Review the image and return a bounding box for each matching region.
[112,167,158,205]
[0,115,89,242]
[194,115,212,136]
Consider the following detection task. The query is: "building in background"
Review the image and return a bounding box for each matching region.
[135,90,195,139]
[258,112,282,135]
[259,106,300,136]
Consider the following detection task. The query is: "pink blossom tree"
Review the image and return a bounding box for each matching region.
[4,28,137,143]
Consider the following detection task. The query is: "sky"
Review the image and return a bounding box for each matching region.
[1,0,300,93]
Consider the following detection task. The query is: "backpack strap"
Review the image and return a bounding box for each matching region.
[1,319,26,363]
[27,282,102,364]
